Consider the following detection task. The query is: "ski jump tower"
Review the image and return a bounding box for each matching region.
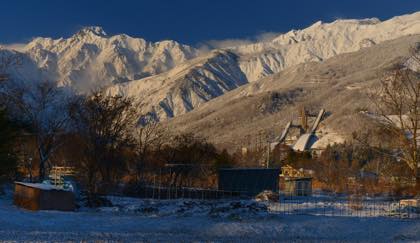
[292,109,325,151]
[268,108,325,152]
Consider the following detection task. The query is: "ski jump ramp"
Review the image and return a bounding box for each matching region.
[310,109,325,134]
[293,109,325,151]
[293,133,317,151]
[278,121,291,143]
[270,121,291,150]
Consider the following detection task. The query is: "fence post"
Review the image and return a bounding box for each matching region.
[168,185,171,200]
[408,201,410,219]
[153,176,156,199]
[158,169,161,200]
[399,201,401,219]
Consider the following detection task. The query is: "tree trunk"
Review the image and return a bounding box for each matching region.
[416,167,420,196]
[38,146,48,182]
[38,160,45,182]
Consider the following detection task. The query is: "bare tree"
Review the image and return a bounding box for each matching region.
[0,80,69,182]
[160,133,218,187]
[132,121,167,184]
[370,47,420,193]
[0,50,68,182]
[69,91,138,194]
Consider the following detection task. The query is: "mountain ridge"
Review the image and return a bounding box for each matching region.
[2,12,420,125]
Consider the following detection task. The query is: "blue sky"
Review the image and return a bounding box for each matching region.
[1,0,419,46]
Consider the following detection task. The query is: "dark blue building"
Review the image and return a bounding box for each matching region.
[218,168,281,196]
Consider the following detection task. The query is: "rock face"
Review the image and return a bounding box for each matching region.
[2,12,420,124]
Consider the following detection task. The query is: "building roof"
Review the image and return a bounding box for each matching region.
[219,168,280,171]
[284,177,313,181]
[15,182,71,191]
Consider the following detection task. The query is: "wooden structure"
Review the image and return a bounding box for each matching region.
[280,165,313,196]
[281,165,305,178]
[49,166,75,187]
[14,182,75,211]
[400,199,420,208]
[283,177,312,196]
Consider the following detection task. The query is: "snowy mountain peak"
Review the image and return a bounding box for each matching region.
[11,26,200,90]
[76,26,107,37]
[332,17,381,25]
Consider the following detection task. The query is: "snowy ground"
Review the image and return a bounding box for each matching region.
[0,192,419,242]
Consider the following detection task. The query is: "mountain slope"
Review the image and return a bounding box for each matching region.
[162,35,420,149]
[107,50,247,122]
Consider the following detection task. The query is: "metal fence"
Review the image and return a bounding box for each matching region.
[271,195,420,219]
[126,185,419,219]
[129,185,243,200]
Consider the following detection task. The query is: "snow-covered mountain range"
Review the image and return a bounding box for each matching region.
[2,11,420,123]
[236,13,420,81]
[2,26,198,90]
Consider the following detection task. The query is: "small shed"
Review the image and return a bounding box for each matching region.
[14,182,75,211]
[218,168,280,196]
[283,177,312,196]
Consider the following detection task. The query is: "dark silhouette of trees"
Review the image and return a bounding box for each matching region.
[0,81,70,181]
[131,121,167,184]
[159,133,222,188]
[69,91,138,194]
[0,52,65,182]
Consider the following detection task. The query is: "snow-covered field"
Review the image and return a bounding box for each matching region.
[0,192,419,242]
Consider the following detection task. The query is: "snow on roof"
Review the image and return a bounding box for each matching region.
[15,182,70,191]
[219,168,280,171]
